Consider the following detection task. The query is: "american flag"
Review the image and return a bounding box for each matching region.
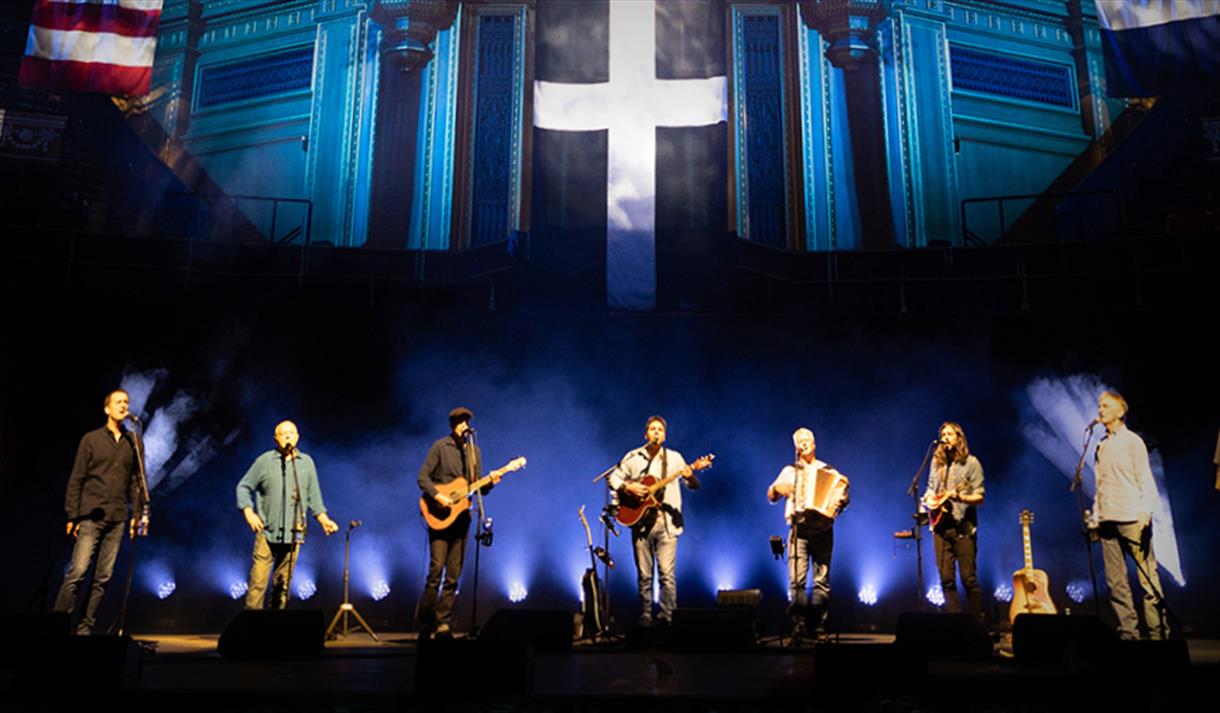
[19,0,164,97]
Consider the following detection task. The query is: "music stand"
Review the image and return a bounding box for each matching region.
[325,520,379,642]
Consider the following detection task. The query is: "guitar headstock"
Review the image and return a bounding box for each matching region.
[690,454,715,471]
[1020,509,1033,526]
[507,456,527,472]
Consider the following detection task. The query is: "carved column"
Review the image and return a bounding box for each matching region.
[367,0,459,248]
[799,0,896,249]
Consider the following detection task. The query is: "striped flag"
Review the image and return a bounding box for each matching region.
[1096,0,1220,97]
[19,0,164,97]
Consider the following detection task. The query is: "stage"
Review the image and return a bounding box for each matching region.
[4,626,1216,712]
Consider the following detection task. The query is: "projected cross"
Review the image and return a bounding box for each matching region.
[534,0,727,310]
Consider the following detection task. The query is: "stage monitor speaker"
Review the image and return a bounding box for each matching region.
[671,608,756,651]
[218,609,324,659]
[895,612,991,661]
[1012,614,1116,668]
[478,608,574,653]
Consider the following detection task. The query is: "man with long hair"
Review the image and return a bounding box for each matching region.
[922,422,985,622]
[1092,391,1167,639]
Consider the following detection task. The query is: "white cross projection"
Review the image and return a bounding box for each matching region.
[534,0,727,310]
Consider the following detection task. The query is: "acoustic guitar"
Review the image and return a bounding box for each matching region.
[577,506,605,638]
[1009,509,1057,623]
[419,457,527,530]
[923,488,960,528]
[616,454,714,527]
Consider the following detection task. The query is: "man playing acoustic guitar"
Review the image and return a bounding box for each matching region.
[610,416,710,627]
[922,421,985,623]
[416,407,501,638]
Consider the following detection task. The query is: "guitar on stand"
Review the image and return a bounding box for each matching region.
[577,506,612,639]
[616,454,715,527]
[419,457,527,530]
[1009,509,1057,624]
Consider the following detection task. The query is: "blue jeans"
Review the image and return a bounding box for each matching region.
[53,519,125,634]
[789,520,833,633]
[632,516,678,623]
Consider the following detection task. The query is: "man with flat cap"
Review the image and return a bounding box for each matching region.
[237,420,338,609]
[416,407,501,637]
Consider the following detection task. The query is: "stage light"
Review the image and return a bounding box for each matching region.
[925,585,945,607]
[1065,580,1090,604]
[371,580,391,601]
[994,583,1014,603]
[857,584,878,606]
[157,581,177,600]
[509,582,528,604]
[296,579,317,600]
[229,581,248,600]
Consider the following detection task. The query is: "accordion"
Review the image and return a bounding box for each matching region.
[795,467,849,521]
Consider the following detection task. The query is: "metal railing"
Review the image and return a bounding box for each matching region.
[960,189,1124,245]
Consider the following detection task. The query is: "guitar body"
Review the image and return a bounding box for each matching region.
[615,454,715,527]
[580,568,603,637]
[419,479,473,530]
[615,475,660,527]
[924,490,953,528]
[1010,568,1057,622]
[419,456,528,531]
[1008,509,1056,625]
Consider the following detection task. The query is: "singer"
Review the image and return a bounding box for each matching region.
[1092,391,1168,640]
[236,420,338,610]
[416,407,499,638]
[52,389,143,635]
[921,422,986,623]
[766,427,848,642]
[609,415,700,628]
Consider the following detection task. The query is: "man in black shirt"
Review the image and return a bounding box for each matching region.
[53,389,142,635]
[416,407,499,637]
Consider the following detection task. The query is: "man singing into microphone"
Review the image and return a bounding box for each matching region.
[1092,391,1168,639]
[53,389,144,635]
[610,416,700,627]
[922,422,985,623]
[236,420,338,609]
[767,427,848,642]
[417,407,500,637]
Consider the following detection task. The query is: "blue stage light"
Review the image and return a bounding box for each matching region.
[229,581,248,600]
[509,582,528,603]
[371,580,391,601]
[857,584,878,606]
[925,584,945,607]
[994,583,1014,603]
[296,579,317,600]
[157,581,177,600]
[1065,580,1090,604]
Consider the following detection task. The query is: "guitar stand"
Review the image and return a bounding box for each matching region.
[325,521,380,642]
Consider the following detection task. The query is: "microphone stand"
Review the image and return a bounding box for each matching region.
[593,456,627,637]
[903,441,938,611]
[466,429,491,636]
[1070,424,1103,615]
[113,417,150,637]
[325,521,380,641]
[283,448,306,609]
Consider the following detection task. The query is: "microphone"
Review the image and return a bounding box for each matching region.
[349,520,362,529]
[600,510,620,537]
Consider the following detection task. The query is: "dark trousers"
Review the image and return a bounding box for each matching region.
[420,514,469,628]
[53,519,126,634]
[933,526,982,620]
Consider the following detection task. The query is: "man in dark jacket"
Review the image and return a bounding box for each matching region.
[53,389,142,634]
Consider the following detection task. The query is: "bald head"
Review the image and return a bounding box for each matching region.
[274,421,300,452]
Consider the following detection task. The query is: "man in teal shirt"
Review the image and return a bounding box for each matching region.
[237,420,338,609]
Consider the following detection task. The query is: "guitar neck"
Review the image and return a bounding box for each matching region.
[1022,522,1034,571]
[648,466,691,495]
